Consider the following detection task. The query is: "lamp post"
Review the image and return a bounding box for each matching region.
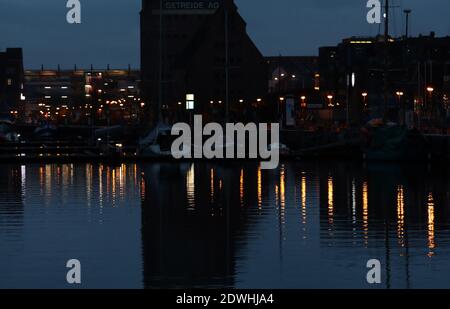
[362,92,368,107]
[327,95,334,107]
[396,91,404,103]
[301,96,307,108]
[279,96,285,127]
[300,96,307,122]
[396,91,405,125]
[427,86,434,118]
[327,95,334,123]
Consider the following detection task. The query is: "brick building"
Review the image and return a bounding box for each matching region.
[140,0,267,123]
[0,48,24,115]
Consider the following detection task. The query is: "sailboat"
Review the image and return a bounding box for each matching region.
[361,0,430,161]
[0,116,19,143]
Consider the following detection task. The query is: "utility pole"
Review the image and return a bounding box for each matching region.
[404,9,411,39]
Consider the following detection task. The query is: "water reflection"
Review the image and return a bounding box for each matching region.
[1,161,450,288]
[141,163,240,288]
[0,163,142,288]
[427,192,436,256]
[397,186,405,247]
[362,181,369,246]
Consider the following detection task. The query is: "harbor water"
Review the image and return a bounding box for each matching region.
[1,161,450,288]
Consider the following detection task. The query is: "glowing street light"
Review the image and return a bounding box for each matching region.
[300,96,307,108]
[327,95,334,107]
[396,91,404,102]
[362,92,368,108]
[427,86,434,94]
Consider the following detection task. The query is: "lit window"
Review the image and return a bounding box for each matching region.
[186,94,195,110]
[7,79,12,86]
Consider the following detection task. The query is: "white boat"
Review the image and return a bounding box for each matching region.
[139,123,178,158]
[0,118,19,143]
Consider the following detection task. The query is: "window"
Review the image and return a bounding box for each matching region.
[7,79,12,86]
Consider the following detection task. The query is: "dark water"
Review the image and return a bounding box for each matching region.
[1,161,450,289]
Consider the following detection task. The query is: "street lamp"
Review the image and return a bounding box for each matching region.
[426,86,435,112]
[396,91,404,102]
[300,96,307,108]
[327,95,334,107]
[362,92,368,109]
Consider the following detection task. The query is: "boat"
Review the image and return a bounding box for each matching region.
[138,123,180,158]
[361,120,430,161]
[0,117,19,143]
[33,122,58,140]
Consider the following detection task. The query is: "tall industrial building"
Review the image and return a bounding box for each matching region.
[0,48,24,114]
[140,0,267,123]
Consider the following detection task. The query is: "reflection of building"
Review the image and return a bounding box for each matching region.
[0,165,24,234]
[319,34,450,125]
[141,163,246,288]
[23,68,141,125]
[0,48,24,114]
[140,0,267,123]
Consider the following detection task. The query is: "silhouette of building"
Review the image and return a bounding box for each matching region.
[140,0,267,123]
[319,34,450,125]
[267,56,319,95]
[0,48,24,114]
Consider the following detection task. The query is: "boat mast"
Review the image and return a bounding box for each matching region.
[224,7,230,123]
[383,0,389,119]
[158,0,164,123]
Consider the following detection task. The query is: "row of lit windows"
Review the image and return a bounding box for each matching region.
[43,86,69,89]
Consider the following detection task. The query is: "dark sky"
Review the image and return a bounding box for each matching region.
[1,0,449,69]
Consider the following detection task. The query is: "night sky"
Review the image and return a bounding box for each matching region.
[1,0,449,69]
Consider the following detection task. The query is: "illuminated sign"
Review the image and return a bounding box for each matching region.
[153,1,222,15]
